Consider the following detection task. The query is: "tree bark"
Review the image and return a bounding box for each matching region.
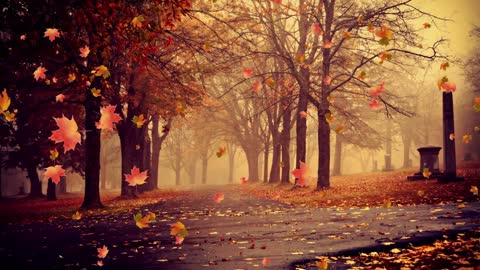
[317,110,331,189]
[268,133,281,183]
[81,75,103,208]
[140,130,153,192]
[201,157,208,184]
[26,161,43,198]
[280,104,292,184]
[263,135,269,183]
[245,148,260,182]
[56,176,67,194]
[47,179,56,201]
[151,116,171,188]
[332,134,342,176]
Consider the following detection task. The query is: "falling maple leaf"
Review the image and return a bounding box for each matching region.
[133,212,156,229]
[79,45,90,58]
[327,95,334,104]
[325,112,334,123]
[292,161,309,186]
[252,80,263,93]
[358,71,366,80]
[449,133,455,141]
[334,125,344,134]
[423,168,432,178]
[266,77,275,88]
[470,186,478,196]
[49,148,59,160]
[55,94,65,103]
[379,51,392,64]
[262,257,270,266]
[72,211,82,220]
[462,134,472,144]
[323,39,333,48]
[125,166,148,186]
[43,165,66,184]
[423,22,431,29]
[97,245,109,259]
[67,73,76,83]
[216,146,226,158]
[441,81,456,92]
[91,88,101,97]
[296,54,305,64]
[20,34,26,40]
[316,257,328,270]
[44,28,60,42]
[96,105,121,131]
[440,62,449,71]
[132,114,146,128]
[312,23,322,35]
[369,99,381,110]
[131,15,145,28]
[383,198,392,208]
[49,115,81,153]
[97,260,104,267]
[242,67,253,79]
[323,76,331,85]
[299,111,307,119]
[170,221,188,238]
[214,192,224,203]
[241,177,248,184]
[0,89,11,113]
[92,65,110,78]
[375,24,393,45]
[474,97,480,112]
[33,66,47,81]
[369,82,385,98]
[3,111,15,122]
[175,235,184,245]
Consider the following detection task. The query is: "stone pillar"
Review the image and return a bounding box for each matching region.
[438,92,463,183]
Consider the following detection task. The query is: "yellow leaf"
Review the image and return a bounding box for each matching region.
[0,88,11,113]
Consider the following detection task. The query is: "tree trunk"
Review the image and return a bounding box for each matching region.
[175,167,181,186]
[280,105,292,184]
[81,79,103,208]
[332,134,342,176]
[26,161,43,198]
[268,134,281,183]
[56,176,67,194]
[228,150,235,184]
[47,179,56,201]
[402,133,411,168]
[119,130,142,197]
[141,130,153,192]
[317,110,331,189]
[246,148,260,182]
[201,157,208,184]
[151,116,161,189]
[263,139,269,183]
[295,82,308,172]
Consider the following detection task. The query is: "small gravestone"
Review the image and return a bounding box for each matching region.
[407,146,442,180]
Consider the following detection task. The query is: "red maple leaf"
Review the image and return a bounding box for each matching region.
[125,166,148,186]
[292,161,309,186]
[49,115,81,153]
[43,165,65,184]
[96,105,122,130]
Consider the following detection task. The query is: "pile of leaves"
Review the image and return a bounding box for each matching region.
[297,229,480,270]
[242,167,480,208]
[0,189,191,224]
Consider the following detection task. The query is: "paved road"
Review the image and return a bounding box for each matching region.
[1,186,479,269]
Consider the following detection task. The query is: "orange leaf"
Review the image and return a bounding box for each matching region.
[49,115,81,153]
[55,94,65,103]
[79,45,90,58]
[44,28,60,42]
[97,245,109,259]
[312,23,322,36]
[0,88,11,113]
[96,105,122,131]
[125,166,148,186]
[292,161,309,186]
[33,66,47,81]
[43,165,65,184]
[242,67,253,79]
[214,192,224,203]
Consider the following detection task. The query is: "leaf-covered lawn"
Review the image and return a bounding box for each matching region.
[242,167,480,208]
[0,189,191,224]
[297,229,480,270]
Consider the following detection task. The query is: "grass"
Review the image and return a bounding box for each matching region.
[241,167,480,208]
